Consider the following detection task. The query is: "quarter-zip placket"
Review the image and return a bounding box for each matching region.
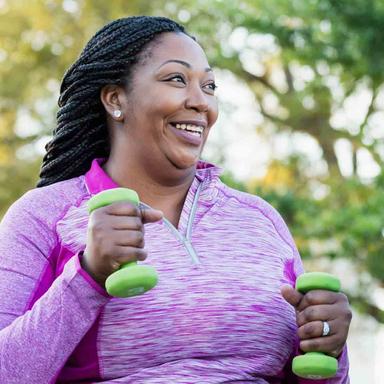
[140,181,202,265]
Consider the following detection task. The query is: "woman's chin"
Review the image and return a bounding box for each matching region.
[168,153,200,171]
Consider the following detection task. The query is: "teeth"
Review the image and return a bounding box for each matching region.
[174,123,204,134]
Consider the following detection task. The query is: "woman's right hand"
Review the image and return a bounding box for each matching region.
[81,201,163,287]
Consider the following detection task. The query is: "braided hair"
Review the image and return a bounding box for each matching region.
[37,16,188,187]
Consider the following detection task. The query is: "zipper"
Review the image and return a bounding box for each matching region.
[162,218,201,264]
[186,182,202,241]
[139,181,202,265]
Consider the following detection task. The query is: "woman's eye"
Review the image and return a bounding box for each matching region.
[167,75,185,83]
[204,82,218,92]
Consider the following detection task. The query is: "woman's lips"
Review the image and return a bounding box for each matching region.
[168,124,203,146]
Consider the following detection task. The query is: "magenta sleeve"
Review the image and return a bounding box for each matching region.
[0,191,109,383]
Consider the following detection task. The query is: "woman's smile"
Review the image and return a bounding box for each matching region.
[167,120,207,146]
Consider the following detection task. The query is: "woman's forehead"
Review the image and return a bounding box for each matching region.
[145,32,209,69]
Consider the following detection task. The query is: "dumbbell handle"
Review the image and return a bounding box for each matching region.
[87,188,158,297]
[292,272,341,380]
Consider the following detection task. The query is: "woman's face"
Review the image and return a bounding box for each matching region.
[119,32,219,174]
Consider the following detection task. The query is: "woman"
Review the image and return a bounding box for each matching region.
[0,16,351,383]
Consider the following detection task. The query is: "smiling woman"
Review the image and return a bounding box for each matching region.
[99,32,218,225]
[0,16,351,383]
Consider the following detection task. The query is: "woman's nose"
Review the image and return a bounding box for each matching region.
[185,85,209,112]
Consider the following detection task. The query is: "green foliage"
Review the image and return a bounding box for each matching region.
[1,0,383,321]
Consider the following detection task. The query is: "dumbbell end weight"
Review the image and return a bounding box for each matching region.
[295,272,341,294]
[292,352,338,379]
[105,262,158,297]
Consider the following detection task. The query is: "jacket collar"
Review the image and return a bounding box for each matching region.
[85,158,222,197]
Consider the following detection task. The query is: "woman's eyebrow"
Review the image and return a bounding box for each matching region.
[157,59,212,72]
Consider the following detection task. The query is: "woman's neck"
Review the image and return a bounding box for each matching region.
[102,157,196,227]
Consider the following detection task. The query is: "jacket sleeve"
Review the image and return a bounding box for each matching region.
[0,191,110,384]
[269,204,350,384]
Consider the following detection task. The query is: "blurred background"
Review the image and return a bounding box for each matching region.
[0,0,383,382]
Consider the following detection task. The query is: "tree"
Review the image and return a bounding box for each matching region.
[1,0,383,321]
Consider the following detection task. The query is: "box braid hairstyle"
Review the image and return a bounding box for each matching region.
[37,16,189,187]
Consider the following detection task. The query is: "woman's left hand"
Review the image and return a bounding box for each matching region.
[281,284,352,357]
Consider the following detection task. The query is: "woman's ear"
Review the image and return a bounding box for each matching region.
[100,85,126,121]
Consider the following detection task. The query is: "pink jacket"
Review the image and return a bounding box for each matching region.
[0,158,349,383]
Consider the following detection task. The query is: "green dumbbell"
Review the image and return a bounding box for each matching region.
[292,272,341,379]
[87,188,158,298]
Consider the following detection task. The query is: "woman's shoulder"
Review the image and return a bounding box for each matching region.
[2,175,88,229]
[216,180,279,217]
[29,175,87,201]
[215,180,296,246]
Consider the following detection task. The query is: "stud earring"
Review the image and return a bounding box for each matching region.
[113,110,122,118]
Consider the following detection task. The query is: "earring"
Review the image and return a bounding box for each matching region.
[113,110,122,118]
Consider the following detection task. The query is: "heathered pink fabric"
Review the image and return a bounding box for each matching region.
[0,159,349,383]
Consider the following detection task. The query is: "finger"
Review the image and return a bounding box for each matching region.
[112,246,148,262]
[296,290,339,312]
[113,230,145,248]
[109,216,144,231]
[297,304,336,326]
[281,284,304,309]
[299,335,342,357]
[140,206,163,224]
[102,201,141,216]
[298,320,336,340]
